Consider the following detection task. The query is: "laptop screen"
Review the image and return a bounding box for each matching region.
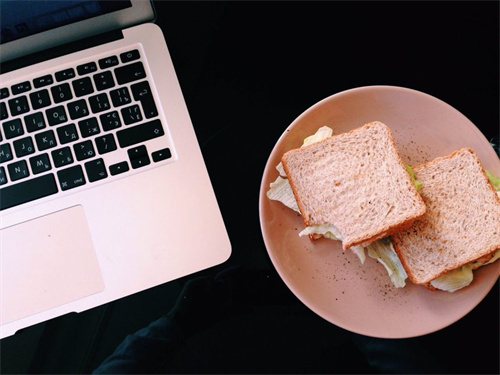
[0,0,154,64]
[1,1,132,45]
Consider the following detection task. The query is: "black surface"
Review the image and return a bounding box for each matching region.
[1,1,499,374]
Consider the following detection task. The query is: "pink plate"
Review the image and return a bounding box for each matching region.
[259,85,500,338]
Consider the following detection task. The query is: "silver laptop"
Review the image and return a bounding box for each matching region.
[0,0,231,338]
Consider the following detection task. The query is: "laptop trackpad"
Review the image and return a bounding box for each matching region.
[1,205,104,325]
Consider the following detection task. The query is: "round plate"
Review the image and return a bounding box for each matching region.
[259,85,500,338]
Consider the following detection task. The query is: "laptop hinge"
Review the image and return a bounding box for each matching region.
[1,30,124,74]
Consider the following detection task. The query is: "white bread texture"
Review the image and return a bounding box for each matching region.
[281,121,426,250]
[391,147,500,288]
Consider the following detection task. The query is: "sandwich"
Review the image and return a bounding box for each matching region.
[390,147,500,292]
[268,121,426,287]
[267,122,500,291]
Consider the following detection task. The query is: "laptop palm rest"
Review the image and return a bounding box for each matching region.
[1,205,104,325]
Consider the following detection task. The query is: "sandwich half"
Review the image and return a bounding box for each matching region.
[391,147,500,291]
[281,121,427,251]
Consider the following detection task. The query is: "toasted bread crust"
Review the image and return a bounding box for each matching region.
[282,121,426,250]
[390,147,500,286]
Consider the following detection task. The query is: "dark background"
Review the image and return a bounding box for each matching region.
[1,1,499,374]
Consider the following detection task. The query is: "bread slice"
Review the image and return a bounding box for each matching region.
[281,121,427,250]
[391,148,500,288]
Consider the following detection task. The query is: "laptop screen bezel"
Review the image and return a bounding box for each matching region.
[0,0,156,64]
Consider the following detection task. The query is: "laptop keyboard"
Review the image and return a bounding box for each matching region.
[0,48,173,211]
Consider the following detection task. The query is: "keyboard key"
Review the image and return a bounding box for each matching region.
[8,96,30,116]
[55,68,76,82]
[98,55,119,69]
[127,145,150,169]
[0,173,58,210]
[100,111,121,131]
[33,74,53,88]
[78,117,100,137]
[117,119,164,148]
[7,160,29,181]
[73,140,96,161]
[110,87,132,107]
[52,146,73,167]
[131,81,158,119]
[85,158,107,182]
[95,134,117,155]
[67,99,90,119]
[93,71,115,91]
[57,123,79,144]
[0,166,6,185]
[13,136,35,157]
[109,161,129,176]
[57,165,85,191]
[11,81,31,95]
[25,112,46,132]
[29,153,52,174]
[115,62,146,84]
[51,83,73,103]
[121,104,142,125]
[35,130,57,151]
[152,148,172,162]
[0,102,8,120]
[72,77,94,97]
[3,119,24,139]
[0,144,13,163]
[120,49,140,63]
[29,89,51,110]
[0,88,9,99]
[77,62,97,76]
[89,93,110,113]
[46,105,68,126]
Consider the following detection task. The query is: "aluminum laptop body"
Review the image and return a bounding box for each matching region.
[0,0,231,338]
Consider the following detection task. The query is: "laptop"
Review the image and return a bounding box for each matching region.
[0,0,231,338]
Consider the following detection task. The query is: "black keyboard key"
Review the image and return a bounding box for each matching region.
[25,112,46,132]
[11,81,31,95]
[13,136,35,157]
[0,173,58,210]
[95,134,117,155]
[110,87,132,107]
[0,143,13,163]
[152,148,172,162]
[29,89,51,110]
[131,81,158,118]
[89,93,111,113]
[100,111,121,131]
[99,55,119,69]
[77,62,97,76]
[117,119,164,148]
[93,71,115,91]
[46,105,68,126]
[0,88,9,99]
[51,146,73,167]
[120,49,140,63]
[55,68,76,82]
[67,99,90,119]
[85,158,107,182]
[33,74,53,88]
[128,145,150,169]
[72,77,94,97]
[57,123,79,144]
[51,83,73,103]
[3,119,24,139]
[0,102,8,120]
[115,62,146,84]
[121,104,142,125]
[109,161,129,176]
[73,140,96,161]
[0,166,6,185]
[57,165,85,191]
[35,130,57,151]
[8,96,30,116]
[7,160,29,181]
[78,117,100,137]
[30,153,52,174]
